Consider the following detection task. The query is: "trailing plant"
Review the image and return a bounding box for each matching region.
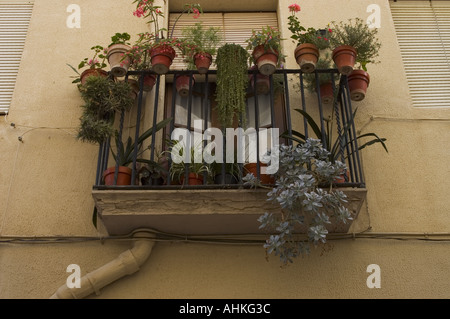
[244,138,353,265]
[77,76,134,144]
[215,43,250,129]
[329,18,381,71]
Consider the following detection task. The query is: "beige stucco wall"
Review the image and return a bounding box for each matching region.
[1,0,450,299]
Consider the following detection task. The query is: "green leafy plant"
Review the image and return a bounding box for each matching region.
[215,43,250,129]
[112,117,172,168]
[168,139,211,183]
[77,76,134,144]
[67,45,108,83]
[180,22,222,69]
[244,138,352,265]
[287,3,318,46]
[302,53,337,93]
[283,108,388,163]
[329,18,381,71]
[245,26,286,66]
[109,32,131,46]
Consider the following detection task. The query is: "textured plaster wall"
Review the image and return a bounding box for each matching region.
[1,0,450,299]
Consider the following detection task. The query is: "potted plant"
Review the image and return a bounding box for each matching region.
[168,140,210,185]
[215,43,250,129]
[76,75,134,145]
[243,138,353,265]
[287,3,320,73]
[125,32,157,92]
[104,117,172,186]
[68,45,109,85]
[181,22,222,74]
[282,108,388,183]
[329,18,381,76]
[106,32,132,77]
[133,1,202,74]
[302,53,338,104]
[245,25,285,76]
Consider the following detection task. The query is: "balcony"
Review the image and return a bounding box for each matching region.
[91,68,368,236]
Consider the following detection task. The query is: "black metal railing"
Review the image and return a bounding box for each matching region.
[93,68,365,189]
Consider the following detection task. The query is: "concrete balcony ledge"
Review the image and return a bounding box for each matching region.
[92,188,367,236]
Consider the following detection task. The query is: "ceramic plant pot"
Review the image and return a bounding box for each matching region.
[80,68,108,85]
[294,43,319,73]
[151,44,176,74]
[107,44,131,77]
[194,52,213,74]
[249,72,270,95]
[142,74,157,92]
[103,166,132,186]
[332,45,357,75]
[175,74,195,97]
[181,173,204,185]
[244,163,275,185]
[252,45,279,76]
[319,82,334,104]
[348,70,370,101]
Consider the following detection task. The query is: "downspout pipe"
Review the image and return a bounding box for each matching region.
[50,231,155,299]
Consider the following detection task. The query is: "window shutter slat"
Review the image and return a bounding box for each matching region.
[0,1,34,113]
[391,0,450,108]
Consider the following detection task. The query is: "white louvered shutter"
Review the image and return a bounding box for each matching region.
[390,0,450,107]
[0,1,33,114]
[168,12,278,70]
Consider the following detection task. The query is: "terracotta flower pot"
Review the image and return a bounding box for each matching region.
[127,79,140,100]
[249,72,270,95]
[175,74,195,97]
[181,173,204,185]
[194,52,212,74]
[319,82,334,104]
[332,45,357,75]
[103,166,132,186]
[348,70,370,101]
[244,163,275,185]
[334,170,350,184]
[107,44,131,77]
[151,44,176,74]
[142,74,157,92]
[252,45,279,76]
[294,43,319,73]
[80,68,108,85]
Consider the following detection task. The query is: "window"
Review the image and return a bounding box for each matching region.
[0,1,34,114]
[390,0,450,107]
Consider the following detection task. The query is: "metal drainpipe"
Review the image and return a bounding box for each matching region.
[50,231,155,299]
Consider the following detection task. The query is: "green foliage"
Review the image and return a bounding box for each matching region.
[283,108,388,163]
[77,76,134,144]
[287,12,317,46]
[245,26,286,66]
[68,45,107,83]
[329,18,381,71]
[244,139,352,265]
[181,22,222,69]
[168,140,211,183]
[215,44,250,129]
[112,118,172,168]
[302,53,337,93]
[109,32,131,46]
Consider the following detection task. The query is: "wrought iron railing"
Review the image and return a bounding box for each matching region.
[93,68,365,189]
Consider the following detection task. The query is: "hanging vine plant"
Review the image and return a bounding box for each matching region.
[215,43,249,129]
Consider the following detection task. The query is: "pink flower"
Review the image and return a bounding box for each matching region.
[288,4,301,13]
[192,8,200,19]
